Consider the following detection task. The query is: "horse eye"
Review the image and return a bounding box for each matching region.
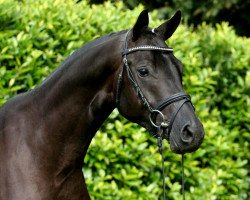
[137,67,149,77]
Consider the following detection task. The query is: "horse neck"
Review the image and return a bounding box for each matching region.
[32,34,123,159]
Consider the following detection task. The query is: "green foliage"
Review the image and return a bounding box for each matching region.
[0,0,249,199]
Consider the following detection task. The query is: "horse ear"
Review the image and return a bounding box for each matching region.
[155,10,181,40]
[132,10,149,41]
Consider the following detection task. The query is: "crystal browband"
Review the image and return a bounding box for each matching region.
[122,45,173,56]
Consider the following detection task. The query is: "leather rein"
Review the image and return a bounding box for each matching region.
[116,30,194,200]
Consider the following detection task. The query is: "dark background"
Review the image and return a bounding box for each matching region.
[87,0,250,37]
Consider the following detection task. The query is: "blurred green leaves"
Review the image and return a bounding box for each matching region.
[0,0,249,199]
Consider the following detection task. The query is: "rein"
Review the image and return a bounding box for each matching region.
[116,30,193,199]
[157,127,186,200]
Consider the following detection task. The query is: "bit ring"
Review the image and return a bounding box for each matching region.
[149,110,166,128]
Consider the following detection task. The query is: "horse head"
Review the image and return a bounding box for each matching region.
[116,10,204,154]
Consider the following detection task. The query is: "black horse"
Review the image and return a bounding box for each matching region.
[0,10,204,199]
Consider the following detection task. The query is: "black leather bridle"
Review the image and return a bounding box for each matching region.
[115,30,195,200]
[116,30,194,139]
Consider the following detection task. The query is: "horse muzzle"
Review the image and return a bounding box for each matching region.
[148,92,205,154]
[167,121,204,154]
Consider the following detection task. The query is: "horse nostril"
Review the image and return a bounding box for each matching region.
[181,125,194,144]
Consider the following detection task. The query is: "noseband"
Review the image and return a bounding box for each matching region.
[115,30,195,200]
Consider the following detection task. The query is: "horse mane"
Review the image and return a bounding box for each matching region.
[82,30,127,50]
[35,30,127,92]
[63,29,127,65]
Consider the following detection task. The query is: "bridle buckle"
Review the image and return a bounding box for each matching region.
[160,122,169,129]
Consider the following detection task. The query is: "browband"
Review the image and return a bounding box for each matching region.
[122,45,173,56]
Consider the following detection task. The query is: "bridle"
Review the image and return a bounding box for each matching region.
[116,30,194,200]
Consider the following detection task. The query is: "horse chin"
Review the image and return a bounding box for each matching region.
[168,130,188,154]
[169,136,183,154]
[168,132,203,154]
